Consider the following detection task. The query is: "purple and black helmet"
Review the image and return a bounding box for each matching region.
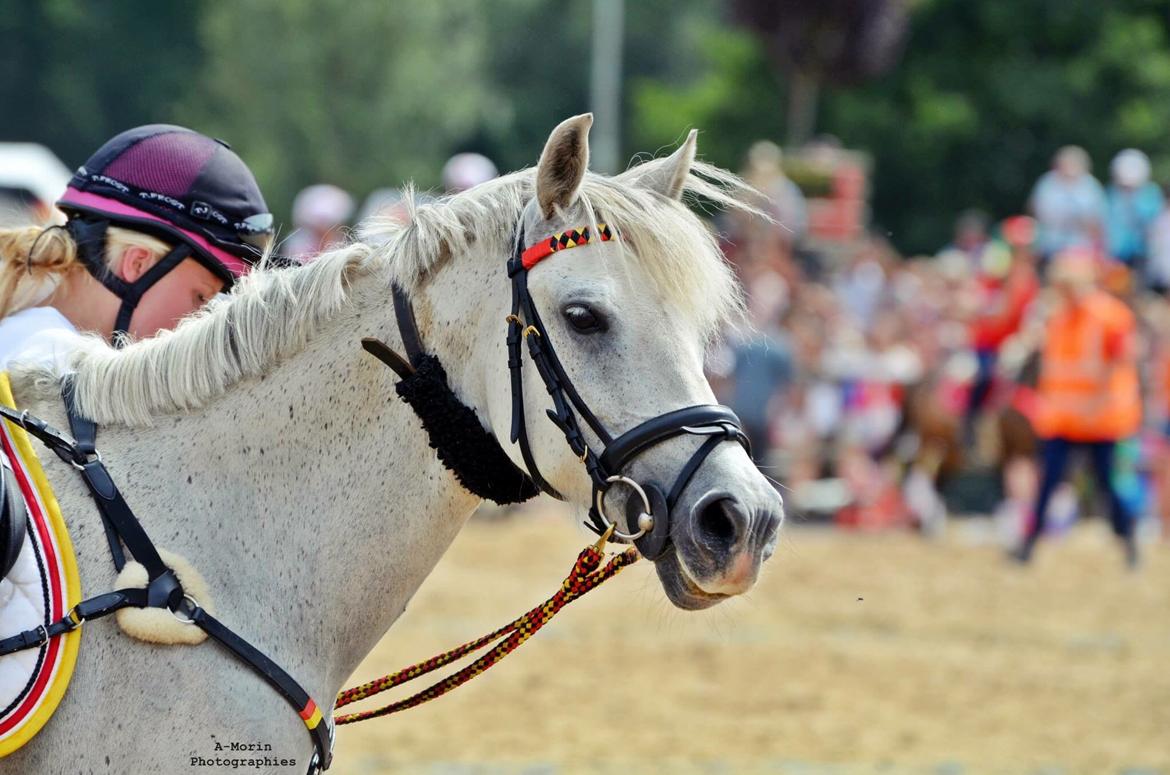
[57,124,274,286]
[55,125,275,340]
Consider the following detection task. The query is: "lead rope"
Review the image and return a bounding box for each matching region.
[334,533,638,724]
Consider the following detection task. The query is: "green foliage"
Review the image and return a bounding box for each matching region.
[0,0,721,226]
[632,28,784,168]
[5,0,1170,255]
[629,0,1170,254]
[831,0,1170,251]
[0,0,202,166]
[184,0,500,220]
[476,0,724,172]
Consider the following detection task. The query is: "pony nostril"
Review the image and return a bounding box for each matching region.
[696,498,740,550]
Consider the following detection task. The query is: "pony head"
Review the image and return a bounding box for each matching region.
[492,115,784,609]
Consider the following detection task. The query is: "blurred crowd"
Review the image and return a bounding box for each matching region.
[233,139,1170,562]
[280,151,499,261]
[710,140,1170,562]
[13,126,1159,561]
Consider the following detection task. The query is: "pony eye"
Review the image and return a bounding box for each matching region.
[563,303,607,334]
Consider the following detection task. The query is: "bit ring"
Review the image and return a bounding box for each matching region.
[593,475,654,541]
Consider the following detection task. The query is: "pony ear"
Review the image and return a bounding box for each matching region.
[621,129,697,201]
[536,114,592,219]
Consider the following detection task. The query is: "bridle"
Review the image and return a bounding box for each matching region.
[504,216,750,559]
[377,208,752,560]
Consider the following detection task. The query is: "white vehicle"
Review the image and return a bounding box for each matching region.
[0,143,72,226]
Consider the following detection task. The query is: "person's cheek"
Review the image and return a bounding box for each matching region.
[154,288,194,334]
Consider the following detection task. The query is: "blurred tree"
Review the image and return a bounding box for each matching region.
[8,0,1170,256]
[829,0,1170,251]
[0,0,202,166]
[732,0,909,146]
[477,0,727,174]
[183,0,500,225]
[632,26,785,168]
[631,0,1170,253]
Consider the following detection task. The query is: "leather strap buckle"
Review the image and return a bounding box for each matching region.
[69,449,102,472]
[64,606,85,632]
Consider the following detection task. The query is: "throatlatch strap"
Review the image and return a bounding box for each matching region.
[360,338,414,380]
[392,284,425,365]
[361,282,539,505]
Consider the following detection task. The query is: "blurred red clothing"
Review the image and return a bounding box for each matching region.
[970,264,1039,352]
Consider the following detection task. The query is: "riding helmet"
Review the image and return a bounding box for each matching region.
[57,124,274,286]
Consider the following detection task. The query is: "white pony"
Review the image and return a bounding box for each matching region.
[2,115,782,774]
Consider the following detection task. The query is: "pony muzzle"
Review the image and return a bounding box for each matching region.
[675,492,778,597]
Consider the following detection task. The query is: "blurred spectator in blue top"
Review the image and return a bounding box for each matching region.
[728,269,795,466]
[1105,148,1163,278]
[1029,146,1105,267]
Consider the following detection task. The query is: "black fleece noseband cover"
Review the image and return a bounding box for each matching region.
[394,353,539,505]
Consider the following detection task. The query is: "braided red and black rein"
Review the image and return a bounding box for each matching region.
[334,543,638,724]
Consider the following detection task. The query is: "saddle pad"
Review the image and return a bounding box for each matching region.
[0,373,81,756]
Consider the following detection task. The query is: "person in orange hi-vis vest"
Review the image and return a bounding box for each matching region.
[1014,247,1141,567]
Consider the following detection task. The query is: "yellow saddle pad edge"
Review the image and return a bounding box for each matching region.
[0,372,82,756]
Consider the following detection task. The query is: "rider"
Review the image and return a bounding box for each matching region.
[0,124,274,369]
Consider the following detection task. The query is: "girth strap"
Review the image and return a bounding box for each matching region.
[0,587,150,657]
[186,603,333,770]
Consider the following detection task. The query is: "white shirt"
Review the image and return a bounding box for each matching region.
[0,306,81,371]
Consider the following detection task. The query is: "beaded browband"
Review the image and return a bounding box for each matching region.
[520,223,614,270]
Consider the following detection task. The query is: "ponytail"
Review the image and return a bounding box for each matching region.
[0,223,170,318]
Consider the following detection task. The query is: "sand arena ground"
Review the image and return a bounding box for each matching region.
[332,505,1169,775]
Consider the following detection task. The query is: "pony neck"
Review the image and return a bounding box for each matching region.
[169,264,493,699]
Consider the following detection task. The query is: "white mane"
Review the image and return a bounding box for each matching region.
[20,160,753,427]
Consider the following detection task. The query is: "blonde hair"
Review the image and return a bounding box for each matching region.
[0,224,171,318]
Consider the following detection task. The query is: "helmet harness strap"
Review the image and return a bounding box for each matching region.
[65,216,194,346]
